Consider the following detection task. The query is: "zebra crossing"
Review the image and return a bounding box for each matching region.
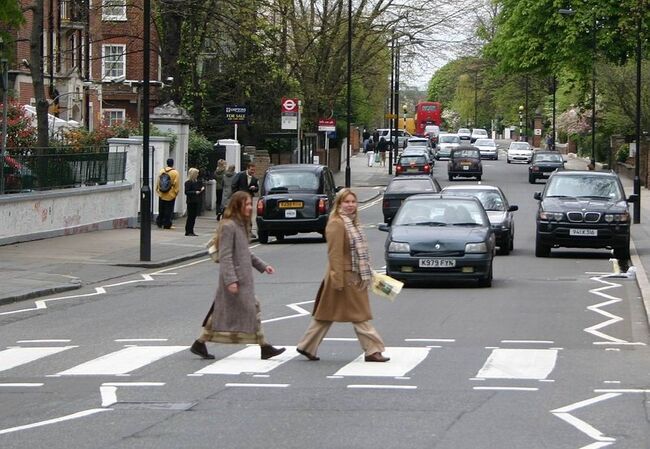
[0,340,559,385]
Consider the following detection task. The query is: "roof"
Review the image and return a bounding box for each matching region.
[442,184,500,191]
[266,164,325,172]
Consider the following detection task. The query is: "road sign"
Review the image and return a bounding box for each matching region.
[318,118,336,132]
[281,97,298,113]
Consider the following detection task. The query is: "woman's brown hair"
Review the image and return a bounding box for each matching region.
[223,190,252,234]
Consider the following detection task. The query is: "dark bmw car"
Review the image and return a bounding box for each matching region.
[448,146,482,181]
[378,194,496,287]
[529,151,565,183]
[441,185,518,255]
[395,153,432,176]
[382,175,442,224]
[534,170,636,259]
[256,164,339,244]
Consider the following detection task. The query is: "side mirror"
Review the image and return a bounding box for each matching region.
[533,192,542,201]
[508,205,519,212]
[378,223,390,232]
[627,194,639,203]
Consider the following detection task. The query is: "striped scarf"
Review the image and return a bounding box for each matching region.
[340,212,372,282]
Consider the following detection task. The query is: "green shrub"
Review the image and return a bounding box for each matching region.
[616,144,629,163]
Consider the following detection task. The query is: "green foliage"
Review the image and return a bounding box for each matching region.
[187,129,212,176]
[616,144,629,163]
[2,99,37,148]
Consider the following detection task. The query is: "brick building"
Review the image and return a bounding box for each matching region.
[7,0,161,130]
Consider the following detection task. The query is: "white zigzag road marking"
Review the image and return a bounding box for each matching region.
[551,393,620,448]
[585,275,646,346]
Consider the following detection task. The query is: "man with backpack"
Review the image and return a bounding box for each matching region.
[156,158,180,229]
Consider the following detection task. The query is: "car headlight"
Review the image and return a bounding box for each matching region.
[539,211,563,221]
[388,241,410,253]
[465,242,488,253]
[604,212,630,223]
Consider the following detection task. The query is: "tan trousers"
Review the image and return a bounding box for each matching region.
[297,319,385,356]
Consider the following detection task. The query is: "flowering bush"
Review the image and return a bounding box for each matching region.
[57,120,139,150]
[0,100,37,149]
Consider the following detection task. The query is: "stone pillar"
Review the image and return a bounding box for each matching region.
[151,101,192,217]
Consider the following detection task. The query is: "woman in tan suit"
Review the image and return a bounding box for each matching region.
[190,191,285,360]
[296,188,389,362]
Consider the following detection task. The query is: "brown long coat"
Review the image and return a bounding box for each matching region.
[312,216,373,322]
[209,219,267,334]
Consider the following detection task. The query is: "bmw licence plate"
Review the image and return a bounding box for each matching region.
[419,258,456,268]
[570,229,597,236]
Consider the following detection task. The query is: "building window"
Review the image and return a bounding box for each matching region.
[102,45,126,80]
[102,0,127,21]
[103,109,125,126]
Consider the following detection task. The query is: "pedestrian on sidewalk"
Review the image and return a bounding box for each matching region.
[366,137,376,167]
[218,164,236,220]
[156,158,180,229]
[190,191,285,361]
[184,167,204,236]
[232,162,259,197]
[376,137,388,167]
[296,188,389,363]
[214,159,227,218]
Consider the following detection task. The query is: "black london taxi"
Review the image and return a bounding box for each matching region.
[448,146,482,181]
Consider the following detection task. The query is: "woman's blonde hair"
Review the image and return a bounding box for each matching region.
[188,167,199,181]
[330,188,359,225]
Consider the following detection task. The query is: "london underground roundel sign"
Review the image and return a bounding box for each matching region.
[281,97,298,113]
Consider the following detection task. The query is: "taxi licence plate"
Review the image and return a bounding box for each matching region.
[279,201,303,209]
[462,165,469,170]
[285,210,297,218]
[419,258,456,268]
[569,229,597,236]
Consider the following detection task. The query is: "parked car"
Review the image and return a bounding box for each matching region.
[470,128,489,143]
[401,148,434,166]
[382,175,442,224]
[533,170,635,259]
[448,146,482,181]
[395,153,432,176]
[507,141,533,163]
[441,185,518,255]
[424,125,440,146]
[256,164,339,244]
[435,133,461,160]
[473,138,498,160]
[457,128,471,142]
[378,194,496,287]
[529,151,565,183]
[405,137,435,161]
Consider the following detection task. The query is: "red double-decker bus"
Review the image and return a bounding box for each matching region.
[415,101,442,136]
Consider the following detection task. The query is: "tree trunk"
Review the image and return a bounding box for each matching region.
[30,0,49,148]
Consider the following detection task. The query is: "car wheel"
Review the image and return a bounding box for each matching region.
[507,159,511,164]
[509,233,514,251]
[275,234,285,242]
[478,262,493,287]
[477,175,482,181]
[320,231,327,242]
[258,230,269,244]
[535,233,550,257]
[529,175,535,184]
[614,245,630,261]
[448,174,453,181]
[498,235,511,255]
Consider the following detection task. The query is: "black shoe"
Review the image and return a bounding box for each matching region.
[260,345,285,360]
[185,232,198,236]
[296,347,320,361]
[190,340,215,360]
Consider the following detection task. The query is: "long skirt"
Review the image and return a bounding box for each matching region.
[200,300,268,345]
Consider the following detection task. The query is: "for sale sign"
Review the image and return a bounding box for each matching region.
[225,105,248,124]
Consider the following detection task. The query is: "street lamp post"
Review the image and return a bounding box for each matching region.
[518,105,524,141]
[388,36,395,175]
[345,0,352,188]
[634,9,642,223]
[551,76,557,151]
[0,38,8,195]
[140,0,151,261]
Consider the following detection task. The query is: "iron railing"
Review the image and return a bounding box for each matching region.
[2,147,127,194]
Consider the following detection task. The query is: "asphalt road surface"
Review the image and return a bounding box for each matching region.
[1,156,649,449]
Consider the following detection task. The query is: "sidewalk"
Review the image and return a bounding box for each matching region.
[0,153,392,305]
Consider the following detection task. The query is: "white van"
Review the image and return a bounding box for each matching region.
[376,128,412,148]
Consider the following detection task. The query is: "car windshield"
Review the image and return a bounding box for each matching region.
[408,140,428,147]
[386,179,437,193]
[398,156,427,165]
[474,139,495,146]
[443,190,506,211]
[440,135,460,143]
[394,199,487,226]
[452,149,480,158]
[534,153,563,162]
[458,129,470,134]
[473,130,487,136]
[510,142,530,150]
[265,171,320,192]
[545,175,623,200]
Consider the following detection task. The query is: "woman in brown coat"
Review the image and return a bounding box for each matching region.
[296,188,389,362]
[190,191,285,360]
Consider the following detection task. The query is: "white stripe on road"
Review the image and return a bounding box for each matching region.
[0,383,44,387]
[0,346,77,372]
[473,387,539,391]
[347,384,417,390]
[500,340,554,344]
[404,338,456,343]
[193,346,298,375]
[0,408,110,435]
[476,349,558,380]
[334,347,431,377]
[16,339,71,343]
[225,383,289,388]
[57,346,187,376]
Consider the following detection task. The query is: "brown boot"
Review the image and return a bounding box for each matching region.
[364,352,390,362]
[260,345,286,360]
[189,340,215,360]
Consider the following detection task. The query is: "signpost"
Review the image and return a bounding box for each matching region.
[318,119,336,166]
[281,97,301,161]
[225,105,248,141]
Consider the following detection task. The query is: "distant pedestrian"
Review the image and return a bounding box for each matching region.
[366,138,376,167]
[218,164,237,220]
[190,191,285,361]
[184,167,204,236]
[376,137,389,167]
[232,162,259,197]
[546,135,554,150]
[214,159,227,217]
[156,158,180,229]
[296,188,389,363]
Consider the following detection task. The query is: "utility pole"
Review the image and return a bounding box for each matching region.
[140,0,151,261]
